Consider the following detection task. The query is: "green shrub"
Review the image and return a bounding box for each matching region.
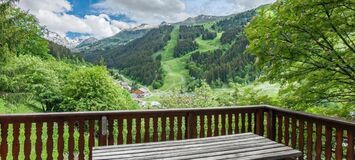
[61,67,138,111]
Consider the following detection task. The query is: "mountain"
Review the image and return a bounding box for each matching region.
[78,8,258,89]
[74,29,150,53]
[42,28,83,48]
[76,37,98,48]
[130,24,156,30]
[83,26,173,85]
[174,15,225,25]
[47,40,75,59]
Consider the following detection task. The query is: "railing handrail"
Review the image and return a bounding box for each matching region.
[0,105,354,128]
[0,105,353,127]
[0,105,264,119]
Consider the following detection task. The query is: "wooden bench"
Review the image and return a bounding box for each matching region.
[93,133,302,160]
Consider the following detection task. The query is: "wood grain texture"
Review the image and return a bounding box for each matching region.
[93,133,302,160]
[24,122,31,160]
[35,122,43,160]
[46,121,54,160]
[335,128,343,160]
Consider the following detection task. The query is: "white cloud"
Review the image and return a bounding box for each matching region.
[15,0,276,39]
[112,20,136,30]
[93,0,276,24]
[17,0,133,39]
[94,0,190,24]
[17,0,71,13]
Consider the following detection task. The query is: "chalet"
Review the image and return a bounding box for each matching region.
[131,87,150,98]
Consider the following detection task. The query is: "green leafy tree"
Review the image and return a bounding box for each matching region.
[246,0,355,107]
[194,81,218,107]
[0,55,69,111]
[160,81,218,108]
[61,67,138,111]
[0,1,49,59]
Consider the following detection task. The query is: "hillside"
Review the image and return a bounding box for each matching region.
[174,15,225,25]
[75,29,150,53]
[78,9,258,90]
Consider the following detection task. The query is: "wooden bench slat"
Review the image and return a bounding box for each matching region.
[94,133,255,151]
[228,150,301,160]
[94,141,277,160]
[191,146,296,160]
[93,134,258,153]
[93,137,270,157]
[92,133,302,160]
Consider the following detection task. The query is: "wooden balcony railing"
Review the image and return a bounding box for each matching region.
[0,105,354,160]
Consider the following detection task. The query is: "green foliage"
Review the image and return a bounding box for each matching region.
[212,9,256,31]
[234,86,280,106]
[173,25,205,57]
[76,29,149,53]
[174,39,198,57]
[0,3,49,59]
[152,80,163,89]
[0,55,71,111]
[83,26,173,85]
[220,28,242,44]
[160,81,218,108]
[187,34,257,84]
[47,40,76,59]
[159,27,190,91]
[305,104,354,120]
[193,81,219,107]
[246,0,355,107]
[0,2,138,113]
[60,67,138,111]
[212,9,256,44]
[202,31,217,40]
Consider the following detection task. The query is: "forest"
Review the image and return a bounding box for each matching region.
[83,26,173,85]
[187,33,256,85]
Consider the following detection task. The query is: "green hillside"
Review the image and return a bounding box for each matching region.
[78,9,257,90]
[76,29,150,53]
[159,24,228,90]
[159,27,189,90]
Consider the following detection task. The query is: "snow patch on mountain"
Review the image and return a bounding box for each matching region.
[42,28,86,48]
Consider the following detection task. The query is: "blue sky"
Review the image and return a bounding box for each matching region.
[17,0,275,39]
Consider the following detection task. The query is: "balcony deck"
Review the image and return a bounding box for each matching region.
[0,105,354,160]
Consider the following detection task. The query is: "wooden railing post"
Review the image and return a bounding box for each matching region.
[99,116,108,146]
[255,109,263,135]
[186,112,197,139]
[267,109,276,140]
[1,122,8,160]
[347,129,354,160]
[335,128,343,160]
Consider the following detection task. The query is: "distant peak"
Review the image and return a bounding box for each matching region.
[160,21,170,26]
[127,23,157,31]
[175,14,224,25]
[41,27,81,48]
